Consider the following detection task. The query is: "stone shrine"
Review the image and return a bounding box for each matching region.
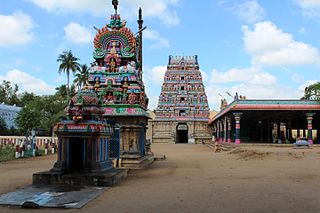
[152,56,211,144]
[33,0,152,187]
[87,2,152,168]
[33,88,127,186]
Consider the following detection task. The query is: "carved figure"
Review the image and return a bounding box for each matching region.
[109,58,117,73]
[73,104,83,123]
[94,76,101,91]
[122,76,129,94]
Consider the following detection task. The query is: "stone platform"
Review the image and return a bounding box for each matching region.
[33,168,127,187]
[120,154,154,170]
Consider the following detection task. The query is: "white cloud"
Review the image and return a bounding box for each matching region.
[142,65,167,110]
[144,29,170,49]
[28,0,180,26]
[209,67,276,85]
[200,69,208,83]
[298,0,320,7]
[144,65,167,86]
[205,66,304,110]
[242,21,320,66]
[0,11,35,47]
[0,69,55,95]
[231,0,266,23]
[146,95,159,110]
[64,22,93,44]
[297,0,320,18]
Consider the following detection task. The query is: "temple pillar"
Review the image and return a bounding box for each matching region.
[259,121,263,142]
[216,122,219,142]
[227,117,232,143]
[221,120,224,142]
[218,120,222,142]
[287,121,292,142]
[223,117,227,142]
[233,113,242,145]
[277,122,281,141]
[306,113,315,144]
[297,128,300,137]
[267,121,271,143]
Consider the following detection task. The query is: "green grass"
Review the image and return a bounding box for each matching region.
[0,146,15,162]
[0,145,55,162]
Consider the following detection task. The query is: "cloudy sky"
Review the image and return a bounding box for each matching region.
[1,0,320,111]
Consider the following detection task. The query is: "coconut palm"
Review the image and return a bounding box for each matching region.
[73,64,89,90]
[57,50,80,97]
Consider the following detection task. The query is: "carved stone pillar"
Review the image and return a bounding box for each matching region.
[227,117,232,143]
[306,113,315,144]
[233,113,243,145]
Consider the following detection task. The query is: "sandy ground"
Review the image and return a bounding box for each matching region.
[1,144,320,213]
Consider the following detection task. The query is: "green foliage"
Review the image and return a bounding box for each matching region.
[0,80,20,106]
[55,84,76,101]
[0,146,15,162]
[19,92,37,107]
[15,94,67,135]
[0,117,8,134]
[57,50,80,97]
[302,82,320,100]
[74,64,89,89]
[15,101,42,134]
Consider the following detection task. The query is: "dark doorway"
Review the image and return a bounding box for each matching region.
[69,138,85,172]
[176,123,188,143]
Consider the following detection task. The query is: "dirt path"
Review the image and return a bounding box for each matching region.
[1,144,320,213]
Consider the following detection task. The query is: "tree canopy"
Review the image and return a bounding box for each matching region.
[302,82,320,100]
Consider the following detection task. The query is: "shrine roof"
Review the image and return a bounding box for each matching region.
[209,99,320,124]
[168,55,198,66]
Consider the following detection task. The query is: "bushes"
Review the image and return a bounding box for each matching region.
[0,146,15,162]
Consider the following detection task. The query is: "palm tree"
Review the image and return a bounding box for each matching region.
[57,50,80,97]
[73,64,89,90]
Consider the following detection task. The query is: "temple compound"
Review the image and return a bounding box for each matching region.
[152,56,211,144]
[33,1,151,187]
[209,99,320,144]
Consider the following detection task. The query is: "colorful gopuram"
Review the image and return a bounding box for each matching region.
[33,0,151,186]
[152,55,211,144]
[87,1,152,169]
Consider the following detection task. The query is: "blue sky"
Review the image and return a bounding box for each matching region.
[1,0,320,111]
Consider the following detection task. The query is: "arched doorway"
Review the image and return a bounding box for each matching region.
[176,123,188,143]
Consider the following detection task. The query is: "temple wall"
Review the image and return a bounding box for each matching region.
[150,120,211,144]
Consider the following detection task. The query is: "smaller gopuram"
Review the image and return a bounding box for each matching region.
[88,0,152,168]
[33,88,127,186]
[152,55,211,144]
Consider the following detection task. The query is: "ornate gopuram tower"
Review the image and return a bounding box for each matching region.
[33,1,151,187]
[152,56,211,144]
[88,1,152,169]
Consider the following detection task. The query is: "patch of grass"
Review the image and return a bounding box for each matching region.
[0,146,15,162]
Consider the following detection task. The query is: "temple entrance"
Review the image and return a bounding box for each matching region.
[176,123,188,143]
[69,138,85,172]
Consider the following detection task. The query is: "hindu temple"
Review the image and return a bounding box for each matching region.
[151,55,211,144]
[209,99,320,144]
[33,0,151,187]
[87,1,152,169]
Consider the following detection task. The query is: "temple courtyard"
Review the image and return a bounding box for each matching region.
[1,144,320,212]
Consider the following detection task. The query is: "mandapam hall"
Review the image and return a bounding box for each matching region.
[208,99,320,144]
